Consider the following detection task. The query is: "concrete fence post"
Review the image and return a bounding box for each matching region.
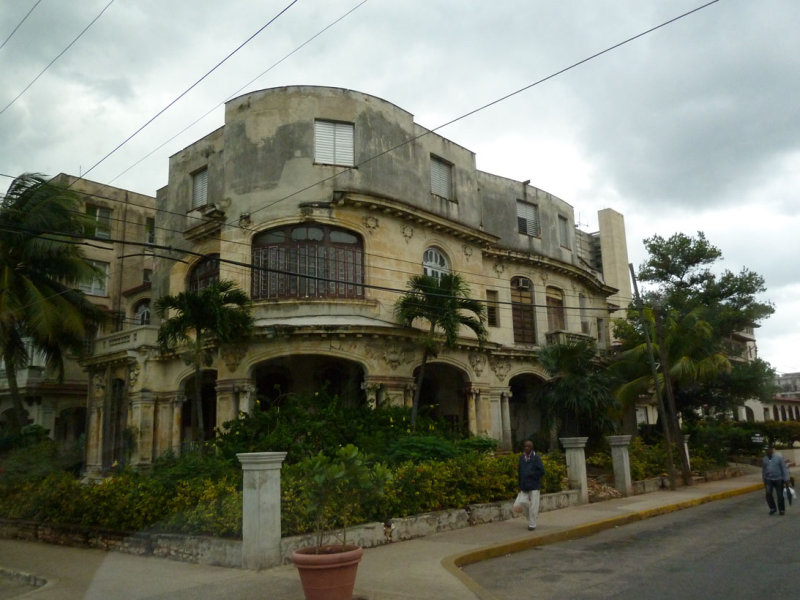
[237,452,287,570]
[559,437,589,504]
[606,434,633,496]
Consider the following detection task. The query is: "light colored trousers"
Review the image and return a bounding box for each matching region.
[521,490,541,528]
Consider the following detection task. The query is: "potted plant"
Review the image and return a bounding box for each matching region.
[291,444,390,600]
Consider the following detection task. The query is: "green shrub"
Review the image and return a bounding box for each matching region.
[385,436,458,464]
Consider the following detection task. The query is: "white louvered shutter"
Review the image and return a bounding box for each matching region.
[315,121,354,166]
[192,168,208,209]
[430,157,452,199]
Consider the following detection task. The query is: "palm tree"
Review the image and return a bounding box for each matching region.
[394,273,486,430]
[615,306,730,485]
[535,339,617,449]
[0,173,107,435]
[155,280,253,442]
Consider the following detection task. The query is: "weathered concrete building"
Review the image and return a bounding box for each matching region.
[0,174,155,450]
[84,86,632,475]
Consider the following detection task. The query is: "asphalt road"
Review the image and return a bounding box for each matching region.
[464,490,799,600]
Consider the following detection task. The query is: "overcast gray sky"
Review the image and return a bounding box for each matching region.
[2,0,798,372]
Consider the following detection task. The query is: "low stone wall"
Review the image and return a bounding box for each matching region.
[0,519,243,568]
[631,465,748,495]
[0,490,580,568]
[280,489,580,561]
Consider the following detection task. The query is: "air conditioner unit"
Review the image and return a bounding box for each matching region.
[516,278,531,291]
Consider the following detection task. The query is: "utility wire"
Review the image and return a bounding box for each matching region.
[74,0,300,185]
[1,3,713,309]
[240,0,722,226]
[0,0,114,116]
[0,172,618,303]
[0,2,720,255]
[0,0,42,51]
[108,0,369,185]
[1,222,619,314]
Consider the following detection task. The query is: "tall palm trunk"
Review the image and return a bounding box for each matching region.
[411,347,429,431]
[655,326,693,486]
[191,336,204,442]
[2,351,25,435]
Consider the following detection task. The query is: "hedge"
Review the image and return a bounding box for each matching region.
[0,451,567,539]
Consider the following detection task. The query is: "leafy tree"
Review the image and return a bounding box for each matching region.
[619,232,774,484]
[536,339,618,447]
[394,273,486,430]
[0,173,107,434]
[155,280,253,441]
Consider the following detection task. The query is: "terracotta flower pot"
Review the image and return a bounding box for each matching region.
[291,544,363,600]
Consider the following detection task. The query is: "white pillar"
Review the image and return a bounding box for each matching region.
[238,451,288,570]
[500,393,512,451]
[560,437,589,504]
[606,435,633,496]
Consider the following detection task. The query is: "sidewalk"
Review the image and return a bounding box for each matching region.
[0,470,763,600]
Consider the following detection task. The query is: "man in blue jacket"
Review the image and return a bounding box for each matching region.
[762,446,790,515]
[518,440,546,530]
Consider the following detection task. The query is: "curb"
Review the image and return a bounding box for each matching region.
[441,483,763,600]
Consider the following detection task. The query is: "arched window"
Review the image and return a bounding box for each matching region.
[423,247,449,280]
[510,276,535,344]
[133,299,151,325]
[251,224,363,300]
[546,286,565,331]
[187,254,219,293]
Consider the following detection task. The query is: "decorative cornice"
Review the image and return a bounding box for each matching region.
[482,247,618,296]
[334,191,499,247]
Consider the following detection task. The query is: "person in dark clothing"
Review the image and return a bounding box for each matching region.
[517,440,545,530]
[762,446,790,515]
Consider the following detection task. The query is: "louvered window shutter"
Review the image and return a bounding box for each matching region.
[315,121,354,166]
[192,168,208,209]
[430,157,452,199]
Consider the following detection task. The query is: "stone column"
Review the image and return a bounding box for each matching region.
[606,434,633,496]
[500,391,512,451]
[84,372,106,478]
[129,392,155,468]
[215,381,237,428]
[560,436,589,504]
[466,387,478,436]
[237,452,288,570]
[171,395,184,454]
[361,380,380,410]
[84,400,104,478]
[154,395,174,459]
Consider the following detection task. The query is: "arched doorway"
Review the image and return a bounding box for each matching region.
[182,370,217,442]
[414,363,469,435]
[509,373,546,449]
[252,356,366,409]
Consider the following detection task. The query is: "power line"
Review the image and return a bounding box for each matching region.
[237,0,722,227]
[74,0,300,185]
[1,2,719,259]
[1,222,619,314]
[0,0,42,51]
[0,172,619,301]
[107,0,370,186]
[0,0,114,116]
[2,2,713,310]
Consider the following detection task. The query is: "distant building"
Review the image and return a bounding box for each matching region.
[71,86,632,475]
[0,174,155,450]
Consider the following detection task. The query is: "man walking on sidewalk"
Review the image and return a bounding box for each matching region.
[518,440,545,530]
[762,445,790,515]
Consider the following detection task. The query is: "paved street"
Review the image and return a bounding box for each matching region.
[464,490,799,599]
[0,471,765,600]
